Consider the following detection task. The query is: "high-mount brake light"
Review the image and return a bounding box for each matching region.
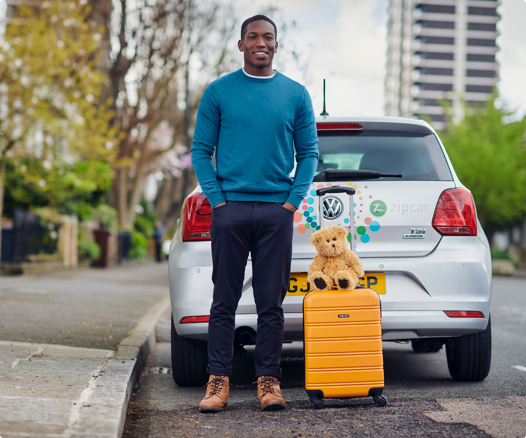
[180,316,210,324]
[432,188,477,236]
[444,311,484,318]
[316,123,363,130]
[181,193,212,241]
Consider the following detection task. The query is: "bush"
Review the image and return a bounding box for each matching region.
[491,247,518,266]
[130,231,148,262]
[94,204,118,229]
[78,238,101,261]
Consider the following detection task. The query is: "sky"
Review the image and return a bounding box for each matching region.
[228,0,526,120]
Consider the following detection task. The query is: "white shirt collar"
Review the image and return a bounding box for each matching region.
[242,68,276,79]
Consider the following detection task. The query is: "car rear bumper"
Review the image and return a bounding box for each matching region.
[174,310,490,342]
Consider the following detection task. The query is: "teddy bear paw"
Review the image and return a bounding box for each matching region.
[338,278,349,289]
[314,278,327,290]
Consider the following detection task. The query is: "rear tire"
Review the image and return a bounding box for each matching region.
[411,339,443,353]
[446,317,491,381]
[171,316,209,387]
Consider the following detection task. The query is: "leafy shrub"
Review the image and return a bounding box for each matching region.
[78,238,101,261]
[130,231,148,262]
[491,247,518,266]
[94,204,118,229]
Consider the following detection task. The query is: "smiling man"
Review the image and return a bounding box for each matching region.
[191,15,318,413]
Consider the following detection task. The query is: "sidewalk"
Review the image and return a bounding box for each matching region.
[0,262,170,438]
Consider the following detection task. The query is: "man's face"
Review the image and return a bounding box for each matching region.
[238,20,278,73]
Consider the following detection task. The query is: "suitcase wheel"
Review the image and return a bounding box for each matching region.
[310,396,325,410]
[373,394,387,407]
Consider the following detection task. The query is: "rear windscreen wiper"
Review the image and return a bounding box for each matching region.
[312,168,403,182]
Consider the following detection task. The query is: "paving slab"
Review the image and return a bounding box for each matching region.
[0,263,170,438]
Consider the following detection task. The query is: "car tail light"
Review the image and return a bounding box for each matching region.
[180,316,210,323]
[444,311,484,318]
[316,122,363,130]
[432,188,477,236]
[182,193,212,241]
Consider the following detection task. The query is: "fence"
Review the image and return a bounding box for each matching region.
[1,210,59,263]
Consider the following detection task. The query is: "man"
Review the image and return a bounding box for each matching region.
[191,14,318,413]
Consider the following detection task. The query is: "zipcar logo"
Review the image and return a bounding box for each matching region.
[370,200,386,217]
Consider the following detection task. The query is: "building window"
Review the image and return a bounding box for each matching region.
[467,22,497,31]
[466,69,496,78]
[417,98,452,106]
[419,67,454,76]
[418,36,455,45]
[467,53,496,62]
[419,20,455,29]
[418,5,456,14]
[424,113,448,122]
[467,38,497,47]
[418,83,453,91]
[466,101,488,108]
[466,85,493,93]
[419,52,454,60]
[468,7,498,16]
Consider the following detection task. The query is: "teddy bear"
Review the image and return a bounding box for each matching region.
[307,225,365,291]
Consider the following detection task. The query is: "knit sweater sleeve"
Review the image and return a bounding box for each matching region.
[286,88,319,208]
[191,84,225,208]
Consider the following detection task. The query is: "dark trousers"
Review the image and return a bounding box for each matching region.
[207,201,294,378]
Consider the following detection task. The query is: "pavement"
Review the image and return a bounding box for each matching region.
[0,262,171,438]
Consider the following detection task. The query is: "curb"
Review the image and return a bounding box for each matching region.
[67,294,170,438]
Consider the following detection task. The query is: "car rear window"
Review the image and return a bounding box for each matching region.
[316,130,453,181]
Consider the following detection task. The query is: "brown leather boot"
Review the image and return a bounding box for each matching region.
[199,375,230,413]
[256,376,286,410]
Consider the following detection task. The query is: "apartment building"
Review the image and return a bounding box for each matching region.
[385,0,501,130]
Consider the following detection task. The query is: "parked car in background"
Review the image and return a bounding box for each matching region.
[169,116,492,386]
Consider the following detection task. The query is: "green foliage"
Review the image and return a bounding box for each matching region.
[94,204,117,230]
[4,159,113,218]
[78,238,101,261]
[491,247,518,267]
[129,231,148,262]
[0,0,116,226]
[133,197,158,238]
[440,94,526,239]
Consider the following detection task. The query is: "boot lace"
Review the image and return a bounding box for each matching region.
[204,376,230,397]
[256,376,279,396]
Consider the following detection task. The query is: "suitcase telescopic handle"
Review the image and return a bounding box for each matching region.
[316,187,356,196]
[316,186,356,252]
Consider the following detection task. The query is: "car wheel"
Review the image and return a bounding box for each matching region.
[171,316,209,387]
[411,339,443,353]
[445,317,491,381]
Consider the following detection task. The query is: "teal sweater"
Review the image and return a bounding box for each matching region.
[191,69,319,208]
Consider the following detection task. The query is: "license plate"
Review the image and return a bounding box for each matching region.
[287,272,386,296]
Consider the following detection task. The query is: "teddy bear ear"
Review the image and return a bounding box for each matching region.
[338,226,349,239]
[310,230,322,245]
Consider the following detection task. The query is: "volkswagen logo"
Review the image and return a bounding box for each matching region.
[323,197,343,220]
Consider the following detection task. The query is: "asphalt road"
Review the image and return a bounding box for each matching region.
[123,276,526,438]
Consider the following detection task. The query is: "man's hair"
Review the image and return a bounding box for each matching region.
[240,15,277,41]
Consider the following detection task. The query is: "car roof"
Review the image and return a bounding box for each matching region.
[315,116,436,135]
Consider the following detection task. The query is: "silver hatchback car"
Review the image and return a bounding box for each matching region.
[168,116,492,386]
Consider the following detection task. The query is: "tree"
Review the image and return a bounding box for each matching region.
[94,0,237,229]
[440,94,526,244]
[0,0,116,262]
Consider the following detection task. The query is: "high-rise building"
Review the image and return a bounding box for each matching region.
[385,0,501,130]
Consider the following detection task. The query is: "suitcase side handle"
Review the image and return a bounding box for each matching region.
[316,187,356,196]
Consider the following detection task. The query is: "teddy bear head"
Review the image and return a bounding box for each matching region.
[310,225,350,258]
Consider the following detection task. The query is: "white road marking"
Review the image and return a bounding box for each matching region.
[512,365,526,372]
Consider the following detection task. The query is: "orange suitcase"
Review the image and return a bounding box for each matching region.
[303,186,386,409]
[303,287,386,409]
